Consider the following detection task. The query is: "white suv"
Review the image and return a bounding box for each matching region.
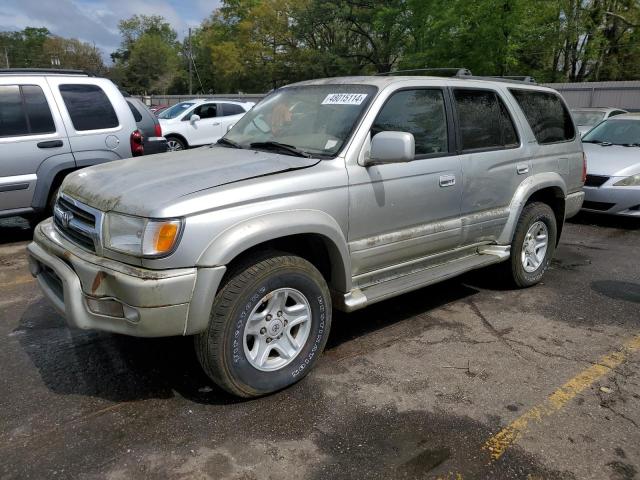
[158,99,254,151]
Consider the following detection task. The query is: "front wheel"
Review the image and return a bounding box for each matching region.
[195,252,332,398]
[508,202,557,287]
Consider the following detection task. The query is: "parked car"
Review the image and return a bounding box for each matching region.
[581,113,640,216]
[125,98,168,155]
[571,107,628,136]
[150,104,168,115]
[158,99,254,151]
[0,68,138,219]
[28,76,584,397]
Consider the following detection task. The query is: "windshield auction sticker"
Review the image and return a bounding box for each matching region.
[321,93,368,105]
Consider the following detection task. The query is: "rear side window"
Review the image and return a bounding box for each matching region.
[453,89,519,151]
[221,103,246,116]
[60,84,119,131]
[372,89,448,156]
[0,85,55,137]
[509,89,575,144]
[127,100,143,122]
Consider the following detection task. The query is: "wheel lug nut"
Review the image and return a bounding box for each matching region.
[266,314,272,321]
[284,319,288,326]
[266,337,272,343]
[260,327,266,335]
[277,311,282,317]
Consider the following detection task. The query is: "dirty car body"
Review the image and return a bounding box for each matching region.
[28,76,585,397]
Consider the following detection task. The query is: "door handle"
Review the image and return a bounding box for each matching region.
[212,122,221,126]
[439,174,456,187]
[516,163,529,175]
[37,140,63,149]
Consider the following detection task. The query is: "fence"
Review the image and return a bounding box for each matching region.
[135,94,265,107]
[544,81,640,111]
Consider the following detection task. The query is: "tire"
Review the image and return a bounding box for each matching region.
[195,252,332,398]
[508,202,557,288]
[166,136,186,152]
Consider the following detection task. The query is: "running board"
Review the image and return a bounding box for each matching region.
[336,248,509,312]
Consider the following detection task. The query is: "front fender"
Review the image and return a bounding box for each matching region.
[497,172,567,245]
[196,209,352,292]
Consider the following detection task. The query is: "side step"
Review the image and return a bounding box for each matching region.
[337,248,509,312]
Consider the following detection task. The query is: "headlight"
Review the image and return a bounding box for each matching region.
[104,213,182,257]
[614,174,640,187]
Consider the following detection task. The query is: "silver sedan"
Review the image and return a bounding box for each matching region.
[582,114,640,217]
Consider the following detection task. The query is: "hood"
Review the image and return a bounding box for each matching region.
[61,146,320,216]
[583,143,640,177]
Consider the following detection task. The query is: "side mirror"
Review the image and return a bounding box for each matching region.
[190,114,201,124]
[364,131,415,166]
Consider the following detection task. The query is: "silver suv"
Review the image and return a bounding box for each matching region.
[27,75,585,397]
[0,69,138,219]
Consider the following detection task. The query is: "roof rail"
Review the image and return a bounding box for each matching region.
[0,68,91,76]
[376,68,473,78]
[469,75,537,84]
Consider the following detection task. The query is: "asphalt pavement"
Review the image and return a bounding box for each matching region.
[1,213,639,480]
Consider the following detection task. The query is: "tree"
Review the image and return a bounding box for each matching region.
[42,36,105,73]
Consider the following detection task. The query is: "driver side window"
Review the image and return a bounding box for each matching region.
[193,103,218,119]
[372,89,449,156]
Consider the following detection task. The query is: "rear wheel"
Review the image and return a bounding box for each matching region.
[195,252,332,397]
[166,136,186,152]
[508,202,557,287]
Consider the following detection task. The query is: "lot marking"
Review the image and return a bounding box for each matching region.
[484,334,640,461]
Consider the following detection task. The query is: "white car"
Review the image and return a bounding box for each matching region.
[571,107,628,136]
[158,99,254,151]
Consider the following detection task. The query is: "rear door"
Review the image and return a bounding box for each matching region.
[47,77,133,167]
[218,103,248,133]
[0,77,72,214]
[452,87,528,244]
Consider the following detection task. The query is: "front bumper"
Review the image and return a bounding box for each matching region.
[582,184,640,217]
[27,219,226,337]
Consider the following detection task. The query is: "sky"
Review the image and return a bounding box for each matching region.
[0,0,221,62]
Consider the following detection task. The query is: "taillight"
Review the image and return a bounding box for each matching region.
[582,152,587,183]
[154,123,162,137]
[130,130,144,157]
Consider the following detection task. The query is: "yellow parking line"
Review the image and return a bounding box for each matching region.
[484,334,640,461]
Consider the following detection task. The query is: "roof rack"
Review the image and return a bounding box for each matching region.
[0,68,91,76]
[477,75,537,84]
[375,68,473,77]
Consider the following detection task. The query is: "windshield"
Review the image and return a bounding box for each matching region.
[582,119,640,145]
[159,102,195,119]
[572,110,605,126]
[222,85,377,157]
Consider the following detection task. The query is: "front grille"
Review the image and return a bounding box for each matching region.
[53,195,101,253]
[582,200,615,211]
[584,174,609,187]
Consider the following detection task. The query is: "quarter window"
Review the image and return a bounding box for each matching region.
[60,84,119,131]
[0,85,55,137]
[509,89,575,144]
[126,100,143,122]
[372,89,448,156]
[453,89,519,151]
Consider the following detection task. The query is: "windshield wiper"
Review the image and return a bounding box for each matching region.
[216,137,243,149]
[622,143,640,147]
[583,140,612,146]
[249,141,312,158]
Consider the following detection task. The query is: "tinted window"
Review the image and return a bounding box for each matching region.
[372,89,448,155]
[510,89,575,144]
[22,86,55,134]
[60,84,119,131]
[221,103,245,116]
[454,89,519,151]
[0,85,29,137]
[193,103,218,119]
[127,100,143,122]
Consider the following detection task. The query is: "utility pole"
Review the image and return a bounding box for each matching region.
[3,46,9,68]
[188,28,193,95]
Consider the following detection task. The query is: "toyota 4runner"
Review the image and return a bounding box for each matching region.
[27,75,585,397]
